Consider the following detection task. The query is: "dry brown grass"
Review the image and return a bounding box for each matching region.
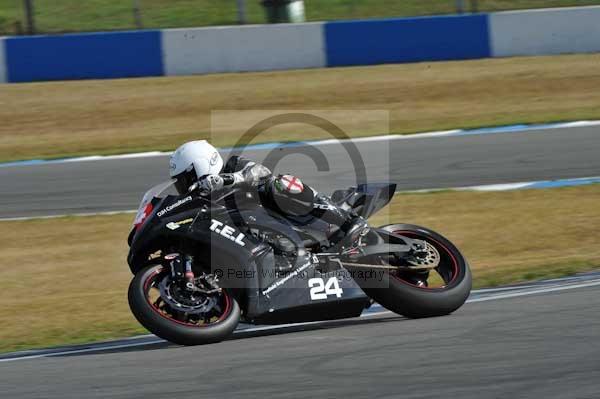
[371,185,600,285]
[1,53,600,161]
[0,214,141,353]
[1,185,599,352]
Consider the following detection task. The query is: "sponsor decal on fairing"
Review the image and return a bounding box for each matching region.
[261,260,313,296]
[166,218,194,230]
[210,219,246,246]
[157,196,192,217]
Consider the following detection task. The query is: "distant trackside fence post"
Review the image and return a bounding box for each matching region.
[237,0,247,24]
[23,0,36,34]
[455,0,479,14]
[133,0,143,29]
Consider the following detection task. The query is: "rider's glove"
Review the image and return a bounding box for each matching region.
[197,174,225,195]
[220,172,245,187]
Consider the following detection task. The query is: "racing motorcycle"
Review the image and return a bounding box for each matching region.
[127,180,471,345]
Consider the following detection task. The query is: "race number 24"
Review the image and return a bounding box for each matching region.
[309,277,343,300]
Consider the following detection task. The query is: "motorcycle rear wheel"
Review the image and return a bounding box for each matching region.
[358,224,472,318]
[128,264,240,345]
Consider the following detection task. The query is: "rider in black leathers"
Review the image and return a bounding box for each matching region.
[169,141,352,229]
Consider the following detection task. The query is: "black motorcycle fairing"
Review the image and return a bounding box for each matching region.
[129,194,204,248]
[127,197,261,274]
[128,196,166,247]
[128,195,199,267]
[128,194,320,285]
[127,189,375,322]
[248,262,369,324]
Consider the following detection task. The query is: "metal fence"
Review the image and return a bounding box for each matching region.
[2,0,600,36]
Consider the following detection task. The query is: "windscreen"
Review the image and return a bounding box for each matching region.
[132,180,177,226]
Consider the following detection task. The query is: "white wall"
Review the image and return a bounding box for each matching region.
[490,6,600,57]
[0,38,6,83]
[162,23,326,76]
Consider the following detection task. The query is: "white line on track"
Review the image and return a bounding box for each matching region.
[400,176,600,193]
[2,120,599,169]
[0,210,137,222]
[467,280,600,303]
[3,175,599,222]
[2,276,599,363]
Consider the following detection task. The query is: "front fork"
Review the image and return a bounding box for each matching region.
[164,253,221,294]
[164,253,194,283]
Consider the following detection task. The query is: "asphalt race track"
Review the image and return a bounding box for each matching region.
[1,279,599,399]
[1,124,600,218]
[1,124,600,398]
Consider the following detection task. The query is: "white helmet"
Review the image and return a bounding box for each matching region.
[169,140,224,194]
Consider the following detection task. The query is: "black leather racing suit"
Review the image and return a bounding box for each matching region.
[196,156,352,228]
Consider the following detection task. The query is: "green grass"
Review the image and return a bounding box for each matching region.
[1,0,600,34]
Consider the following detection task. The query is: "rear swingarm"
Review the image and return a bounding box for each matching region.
[342,230,441,271]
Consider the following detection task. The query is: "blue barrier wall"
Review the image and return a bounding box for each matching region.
[2,6,600,83]
[324,15,490,67]
[5,30,163,83]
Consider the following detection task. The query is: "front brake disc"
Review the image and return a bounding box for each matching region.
[158,276,216,315]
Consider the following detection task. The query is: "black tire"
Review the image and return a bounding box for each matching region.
[128,264,240,345]
[357,224,472,319]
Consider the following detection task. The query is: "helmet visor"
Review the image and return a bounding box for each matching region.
[173,168,197,195]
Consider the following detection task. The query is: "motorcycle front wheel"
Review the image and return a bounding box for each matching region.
[358,224,472,319]
[128,264,240,345]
